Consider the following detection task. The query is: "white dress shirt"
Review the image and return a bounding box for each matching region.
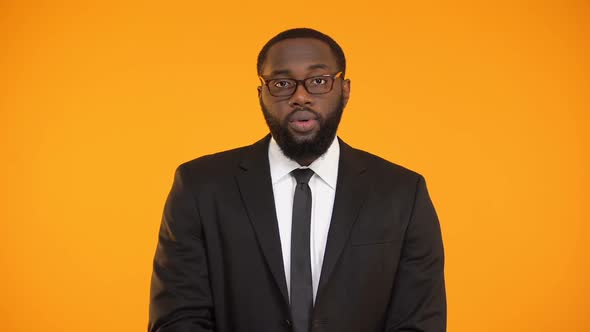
[268,136,340,303]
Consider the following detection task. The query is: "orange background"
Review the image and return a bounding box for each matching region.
[1,1,588,331]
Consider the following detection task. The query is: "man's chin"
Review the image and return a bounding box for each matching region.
[287,129,319,144]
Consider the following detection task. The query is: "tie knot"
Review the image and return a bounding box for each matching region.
[291,168,314,184]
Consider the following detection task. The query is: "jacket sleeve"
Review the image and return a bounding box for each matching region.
[385,175,447,332]
[148,165,215,332]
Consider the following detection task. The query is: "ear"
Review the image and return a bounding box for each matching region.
[341,78,351,107]
[257,86,262,98]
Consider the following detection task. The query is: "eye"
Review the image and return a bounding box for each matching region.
[310,77,328,86]
[273,80,294,89]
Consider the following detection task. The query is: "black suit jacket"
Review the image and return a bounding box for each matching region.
[149,135,446,332]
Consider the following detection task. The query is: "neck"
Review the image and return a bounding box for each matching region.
[295,156,317,167]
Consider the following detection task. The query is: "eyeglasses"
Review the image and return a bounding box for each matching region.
[259,71,343,97]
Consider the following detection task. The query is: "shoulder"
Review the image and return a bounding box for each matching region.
[171,135,270,187]
[342,143,433,210]
[339,140,430,206]
[177,145,249,175]
[342,140,424,184]
[172,145,254,191]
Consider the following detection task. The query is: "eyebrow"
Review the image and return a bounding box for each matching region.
[267,64,330,77]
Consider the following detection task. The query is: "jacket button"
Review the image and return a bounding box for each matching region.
[284,319,292,328]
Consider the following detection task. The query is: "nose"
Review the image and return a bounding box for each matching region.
[288,82,313,107]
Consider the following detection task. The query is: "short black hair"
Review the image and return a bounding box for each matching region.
[257,28,346,78]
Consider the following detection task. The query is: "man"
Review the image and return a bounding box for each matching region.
[149,28,446,332]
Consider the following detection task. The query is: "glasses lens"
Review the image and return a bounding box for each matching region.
[268,79,296,96]
[305,76,334,94]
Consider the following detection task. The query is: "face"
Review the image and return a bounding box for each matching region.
[258,38,350,164]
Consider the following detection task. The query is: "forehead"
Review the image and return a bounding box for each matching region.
[261,38,338,77]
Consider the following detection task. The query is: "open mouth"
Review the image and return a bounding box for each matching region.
[288,110,319,133]
[289,118,318,133]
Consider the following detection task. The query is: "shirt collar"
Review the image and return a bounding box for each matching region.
[268,135,340,190]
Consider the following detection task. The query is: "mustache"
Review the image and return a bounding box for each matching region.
[287,108,320,121]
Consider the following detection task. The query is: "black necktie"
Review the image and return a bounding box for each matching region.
[290,168,315,332]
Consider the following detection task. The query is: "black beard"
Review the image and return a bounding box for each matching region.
[260,98,344,163]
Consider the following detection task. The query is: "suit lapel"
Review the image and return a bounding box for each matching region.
[235,134,290,305]
[234,135,371,307]
[316,138,371,301]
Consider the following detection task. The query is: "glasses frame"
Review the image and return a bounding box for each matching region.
[259,71,344,97]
